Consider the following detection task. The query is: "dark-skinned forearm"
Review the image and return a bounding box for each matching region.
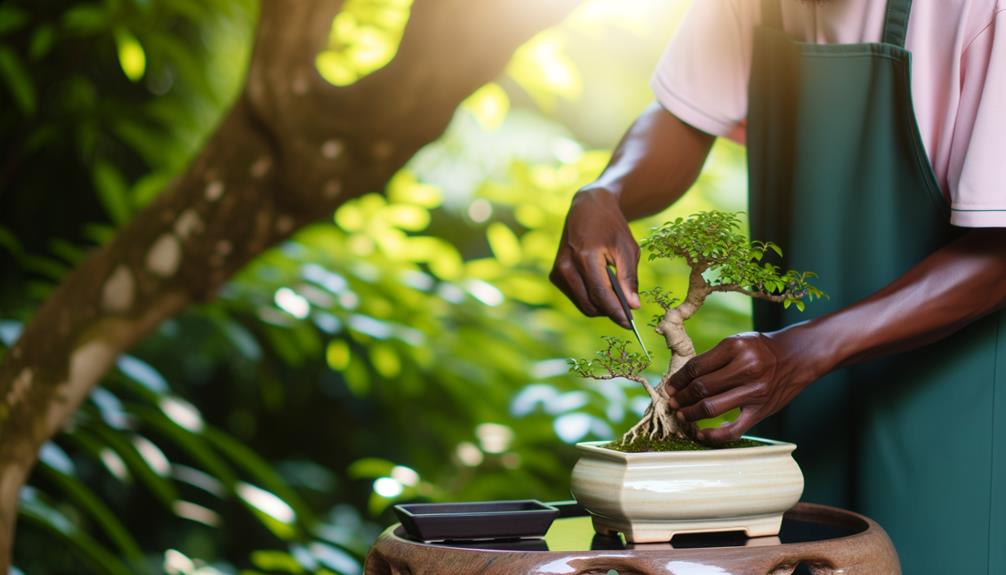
[777,228,1006,374]
[589,102,715,220]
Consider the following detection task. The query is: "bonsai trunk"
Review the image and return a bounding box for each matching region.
[622,269,710,443]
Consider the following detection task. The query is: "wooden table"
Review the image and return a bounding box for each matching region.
[365,502,900,574]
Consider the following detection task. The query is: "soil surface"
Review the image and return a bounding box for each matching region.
[606,436,763,453]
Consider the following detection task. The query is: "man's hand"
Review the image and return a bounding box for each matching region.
[667,228,1006,444]
[548,104,715,326]
[550,187,640,329]
[667,329,827,444]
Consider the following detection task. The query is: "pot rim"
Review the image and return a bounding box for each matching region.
[574,435,796,462]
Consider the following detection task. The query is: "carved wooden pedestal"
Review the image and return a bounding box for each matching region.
[365,503,899,575]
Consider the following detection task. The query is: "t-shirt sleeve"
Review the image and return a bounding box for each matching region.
[650,0,752,142]
[948,8,1006,228]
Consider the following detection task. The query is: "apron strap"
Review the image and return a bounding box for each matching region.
[882,0,913,48]
[760,0,783,31]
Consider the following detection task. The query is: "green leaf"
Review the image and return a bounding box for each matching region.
[115,28,146,82]
[113,119,171,168]
[486,222,521,267]
[82,223,117,245]
[18,493,133,575]
[87,426,179,507]
[48,239,88,265]
[21,253,69,280]
[347,457,395,479]
[92,161,132,225]
[250,550,305,574]
[62,4,108,34]
[315,0,413,87]
[462,83,510,131]
[116,354,169,396]
[0,226,23,259]
[795,300,806,312]
[38,462,145,564]
[236,483,299,540]
[203,426,316,525]
[0,47,35,115]
[130,405,238,486]
[0,6,28,36]
[131,171,172,207]
[29,25,56,60]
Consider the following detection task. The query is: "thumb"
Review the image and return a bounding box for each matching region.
[696,408,759,445]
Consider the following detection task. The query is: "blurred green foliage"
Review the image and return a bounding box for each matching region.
[0,0,750,573]
[316,0,412,86]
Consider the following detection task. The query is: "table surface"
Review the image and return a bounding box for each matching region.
[365,502,901,575]
[415,500,863,553]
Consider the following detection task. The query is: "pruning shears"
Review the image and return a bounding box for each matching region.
[606,265,650,361]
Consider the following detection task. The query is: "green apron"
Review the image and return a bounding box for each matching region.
[746,0,1006,572]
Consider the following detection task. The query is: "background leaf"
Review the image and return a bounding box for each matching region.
[4,2,752,573]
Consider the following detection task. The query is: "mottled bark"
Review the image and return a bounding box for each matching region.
[0,0,578,566]
[625,261,804,443]
[658,268,710,385]
[625,269,712,443]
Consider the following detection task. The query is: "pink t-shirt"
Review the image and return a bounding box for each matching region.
[652,0,1006,227]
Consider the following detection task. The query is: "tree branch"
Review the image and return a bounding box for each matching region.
[674,268,711,320]
[711,284,803,303]
[0,0,578,566]
[577,372,659,403]
[626,375,661,403]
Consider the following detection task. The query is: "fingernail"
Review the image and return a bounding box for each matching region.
[667,397,679,409]
[629,293,640,308]
[675,411,685,422]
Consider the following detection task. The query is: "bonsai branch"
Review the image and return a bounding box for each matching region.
[571,212,824,446]
[710,284,806,303]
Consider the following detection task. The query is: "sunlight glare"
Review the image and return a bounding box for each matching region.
[373,476,404,498]
[237,482,296,524]
[274,287,310,319]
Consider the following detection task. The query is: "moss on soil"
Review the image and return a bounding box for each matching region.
[606,435,764,453]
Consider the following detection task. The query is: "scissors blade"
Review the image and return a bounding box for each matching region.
[628,319,651,362]
[606,266,651,361]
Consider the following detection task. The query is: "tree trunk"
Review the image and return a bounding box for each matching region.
[622,268,711,443]
[0,0,578,566]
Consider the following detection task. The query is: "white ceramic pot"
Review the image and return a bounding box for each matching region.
[570,437,803,543]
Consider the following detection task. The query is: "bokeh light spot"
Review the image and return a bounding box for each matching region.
[274,287,310,319]
[467,199,493,223]
[373,476,403,498]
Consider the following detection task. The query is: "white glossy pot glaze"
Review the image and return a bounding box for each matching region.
[570,437,803,543]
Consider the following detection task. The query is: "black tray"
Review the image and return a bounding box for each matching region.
[393,499,559,542]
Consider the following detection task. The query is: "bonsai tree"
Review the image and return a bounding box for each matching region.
[569,211,823,447]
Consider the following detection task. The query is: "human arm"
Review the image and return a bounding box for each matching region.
[549,103,715,327]
[668,228,1006,443]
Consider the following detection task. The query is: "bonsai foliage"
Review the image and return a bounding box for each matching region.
[571,211,824,444]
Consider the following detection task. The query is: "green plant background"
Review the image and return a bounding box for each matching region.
[0,1,752,572]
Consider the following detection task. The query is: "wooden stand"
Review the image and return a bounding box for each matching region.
[365,503,900,575]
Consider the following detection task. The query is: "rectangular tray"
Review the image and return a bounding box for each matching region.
[393,499,558,542]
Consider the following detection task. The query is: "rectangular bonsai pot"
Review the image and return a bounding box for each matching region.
[393,500,559,542]
[570,437,804,543]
